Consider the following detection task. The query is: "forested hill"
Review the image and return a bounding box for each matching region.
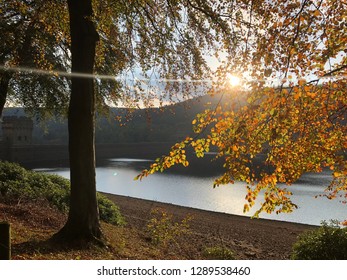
[2,94,221,144]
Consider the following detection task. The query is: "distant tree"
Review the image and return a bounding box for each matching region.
[137,0,347,221]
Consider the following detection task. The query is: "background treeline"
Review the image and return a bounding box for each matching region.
[1,95,219,145]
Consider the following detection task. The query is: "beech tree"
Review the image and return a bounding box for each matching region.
[3,0,345,243]
[51,0,252,242]
[0,0,120,118]
[0,0,70,117]
[50,0,100,241]
[137,0,347,221]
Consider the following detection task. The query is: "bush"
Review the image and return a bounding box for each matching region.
[0,161,28,197]
[0,161,124,225]
[97,193,125,226]
[42,174,71,212]
[146,207,192,246]
[203,246,236,260]
[292,221,347,260]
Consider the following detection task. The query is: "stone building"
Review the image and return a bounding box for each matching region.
[1,116,33,145]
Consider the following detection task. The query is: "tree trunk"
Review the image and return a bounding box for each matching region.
[53,0,101,243]
[0,72,11,118]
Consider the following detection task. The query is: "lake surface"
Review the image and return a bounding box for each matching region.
[36,158,347,226]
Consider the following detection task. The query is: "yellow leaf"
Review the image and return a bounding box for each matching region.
[298,79,306,86]
[294,92,301,100]
[307,92,317,98]
[290,48,296,55]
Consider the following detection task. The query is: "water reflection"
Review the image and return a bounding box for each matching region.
[35,158,346,226]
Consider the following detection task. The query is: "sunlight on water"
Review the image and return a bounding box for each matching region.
[35,159,346,226]
[108,158,153,162]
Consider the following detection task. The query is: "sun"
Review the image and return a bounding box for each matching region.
[226,73,241,87]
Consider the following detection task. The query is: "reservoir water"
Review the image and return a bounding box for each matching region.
[36,158,346,226]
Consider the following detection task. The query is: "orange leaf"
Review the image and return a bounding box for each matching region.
[313,10,320,17]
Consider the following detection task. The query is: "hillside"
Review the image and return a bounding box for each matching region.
[2,94,221,145]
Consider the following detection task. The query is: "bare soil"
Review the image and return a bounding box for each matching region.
[0,194,317,260]
[103,193,317,259]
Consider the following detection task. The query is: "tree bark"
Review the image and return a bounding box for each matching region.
[53,0,101,243]
[0,72,11,118]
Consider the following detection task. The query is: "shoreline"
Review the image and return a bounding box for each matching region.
[101,192,315,228]
[102,192,317,259]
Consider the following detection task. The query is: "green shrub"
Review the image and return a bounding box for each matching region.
[0,161,124,225]
[203,246,236,260]
[292,221,347,260]
[0,161,27,182]
[0,161,28,197]
[97,193,125,226]
[43,174,71,212]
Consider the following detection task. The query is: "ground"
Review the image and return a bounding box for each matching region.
[0,193,316,260]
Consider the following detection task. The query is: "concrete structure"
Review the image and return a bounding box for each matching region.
[0,116,196,169]
[0,124,174,167]
[1,116,33,145]
[0,116,34,162]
